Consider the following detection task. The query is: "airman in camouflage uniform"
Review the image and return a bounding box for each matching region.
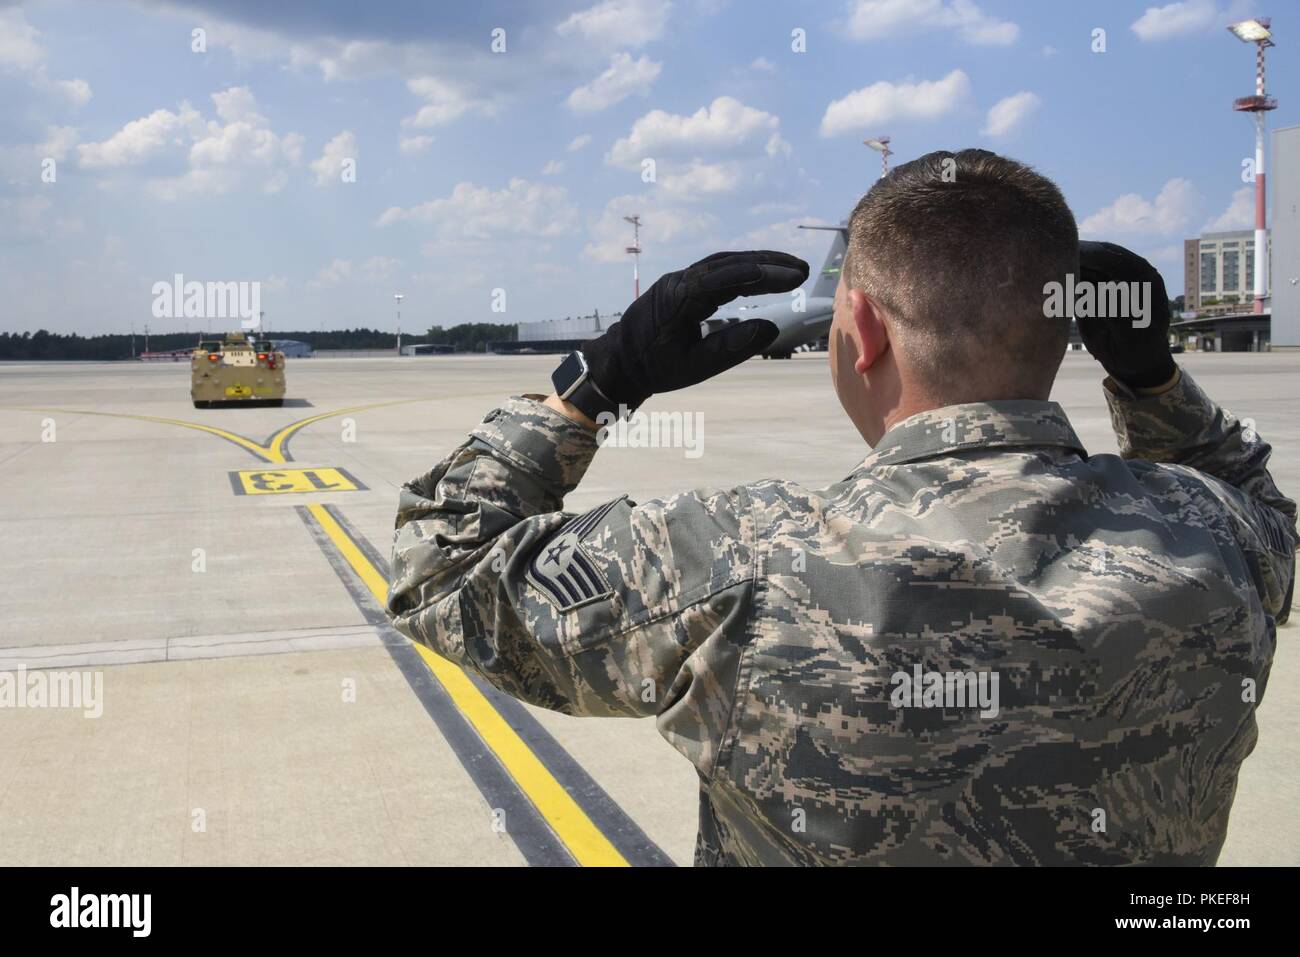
[387,152,1295,865]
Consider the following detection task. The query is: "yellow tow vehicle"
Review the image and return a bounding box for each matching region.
[190,331,286,408]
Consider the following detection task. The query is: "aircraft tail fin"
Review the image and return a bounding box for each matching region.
[798,223,848,299]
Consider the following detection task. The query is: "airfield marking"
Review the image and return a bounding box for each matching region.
[5,397,651,865]
[5,398,425,464]
[9,406,277,460]
[229,466,366,495]
[304,502,631,868]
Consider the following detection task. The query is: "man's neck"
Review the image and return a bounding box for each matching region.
[880,390,1052,434]
[880,394,946,434]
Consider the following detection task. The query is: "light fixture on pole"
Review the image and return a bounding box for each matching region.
[623,214,642,299]
[864,136,893,179]
[1227,16,1277,316]
[394,293,404,355]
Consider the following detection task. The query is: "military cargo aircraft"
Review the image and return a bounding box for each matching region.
[702,223,846,359]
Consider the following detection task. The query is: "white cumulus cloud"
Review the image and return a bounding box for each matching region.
[0,8,44,71]
[311,130,357,186]
[78,87,303,198]
[982,91,1040,137]
[375,178,579,241]
[77,106,203,168]
[659,160,743,199]
[566,53,661,112]
[40,125,79,162]
[556,0,672,51]
[820,70,971,137]
[402,76,495,128]
[0,8,93,108]
[1131,0,1219,42]
[1203,187,1255,232]
[51,77,91,108]
[1079,178,1200,238]
[608,96,781,168]
[399,134,433,155]
[846,0,1018,46]
[212,86,266,125]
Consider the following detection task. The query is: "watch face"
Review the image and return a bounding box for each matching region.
[552,351,587,398]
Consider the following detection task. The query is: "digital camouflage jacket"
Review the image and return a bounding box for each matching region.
[387,369,1296,865]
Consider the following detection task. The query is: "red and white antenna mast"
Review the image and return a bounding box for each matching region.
[1228,17,1277,315]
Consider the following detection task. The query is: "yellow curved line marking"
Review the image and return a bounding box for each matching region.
[5,406,282,461]
[7,406,276,459]
[6,399,424,464]
[6,399,632,865]
[262,398,418,463]
[306,503,629,868]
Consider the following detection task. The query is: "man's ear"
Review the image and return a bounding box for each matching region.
[850,289,890,375]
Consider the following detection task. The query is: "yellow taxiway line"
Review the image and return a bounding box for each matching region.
[3,400,632,865]
[304,502,629,868]
[7,399,423,464]
[9,406,275,460]
[261,399,420,463]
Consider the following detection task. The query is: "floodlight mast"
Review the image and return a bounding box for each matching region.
[623,214,642,299]
[1228,17,1277,315]
[864,136,893,179]
[394,293,404,355]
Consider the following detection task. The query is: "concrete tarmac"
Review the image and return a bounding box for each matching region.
[0,350,1295,865]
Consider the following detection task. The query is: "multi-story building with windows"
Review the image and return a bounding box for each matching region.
[1183,229,1271,315]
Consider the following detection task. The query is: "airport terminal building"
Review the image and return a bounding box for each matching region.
[493,311,621,354]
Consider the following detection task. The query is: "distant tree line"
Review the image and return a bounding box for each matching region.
[0,324,518,360]
[423,322,518,352]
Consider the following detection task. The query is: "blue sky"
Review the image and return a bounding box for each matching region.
[2,0,1295,335]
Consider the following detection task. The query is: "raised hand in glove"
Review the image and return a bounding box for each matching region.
[568,251,809,417]
[1076,241,1178,390]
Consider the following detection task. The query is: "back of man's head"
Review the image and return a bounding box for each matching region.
[846,149,1078,400]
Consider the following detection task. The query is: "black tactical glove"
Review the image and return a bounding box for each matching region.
[581,250,809,411]
[1076,241,1178,390]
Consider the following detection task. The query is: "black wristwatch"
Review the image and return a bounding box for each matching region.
[550,349,622,421]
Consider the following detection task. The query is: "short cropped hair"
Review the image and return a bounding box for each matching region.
[845,149,1078,398]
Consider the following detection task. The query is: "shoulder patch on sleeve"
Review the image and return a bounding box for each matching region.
[525,497,624,611]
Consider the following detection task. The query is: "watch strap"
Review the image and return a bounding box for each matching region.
[565,373,621,421]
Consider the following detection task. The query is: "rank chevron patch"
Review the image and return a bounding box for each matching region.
[525,497,624,611]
